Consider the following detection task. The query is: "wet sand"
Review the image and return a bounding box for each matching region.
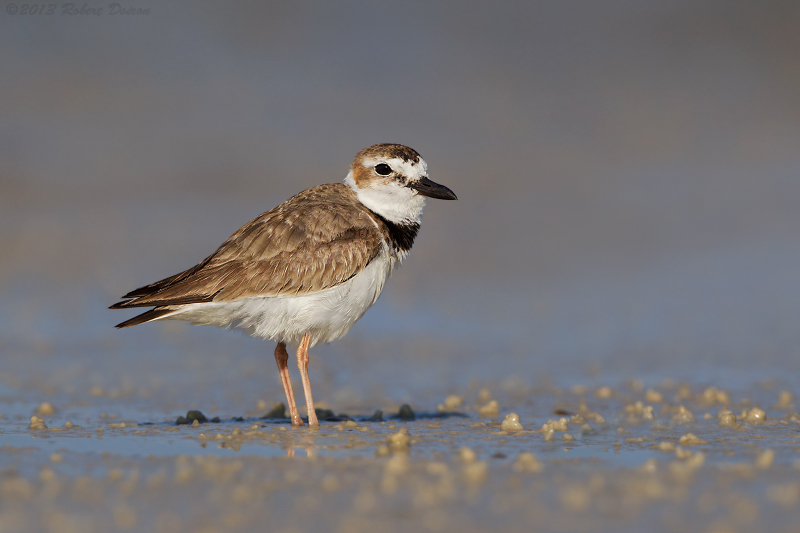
[2,378,800,533]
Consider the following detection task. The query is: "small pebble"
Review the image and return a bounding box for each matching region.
[397,404,415,420]
[316,408,335,419]
[186,410,207,423]
[261,402,287,419]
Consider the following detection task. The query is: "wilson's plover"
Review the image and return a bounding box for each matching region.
[111,144,457,427]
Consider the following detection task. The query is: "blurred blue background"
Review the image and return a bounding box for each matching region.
[2,1,800,408]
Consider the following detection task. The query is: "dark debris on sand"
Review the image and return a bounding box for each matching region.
[175,410,219,425]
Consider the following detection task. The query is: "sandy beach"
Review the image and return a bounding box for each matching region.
[3,2,800,531]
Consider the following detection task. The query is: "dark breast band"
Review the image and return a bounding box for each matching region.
[370,212,420,254]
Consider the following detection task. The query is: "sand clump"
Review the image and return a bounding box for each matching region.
[744,407,766,424]
[513,453,542,473]
[539,418,570,441]
[35,402,56,417]
[478,400,499,417]
[776,391,793,409]
[459,447,477,463]
[755,449,775,469]
[701,386,730,405]
[717,409,738,427]
[625,401,655,421]
[645,389,664,403]
[678,433,707,446]
[438,395,464,412]
[387,428,411,452]
[672,406,695,423]
[28,416,48,430]
[501,413,524,431]
[595,386,613,399]
[462,461,488,485]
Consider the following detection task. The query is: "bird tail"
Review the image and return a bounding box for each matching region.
[114,307,183,329]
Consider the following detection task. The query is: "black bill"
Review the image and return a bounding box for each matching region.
[408,177,458,200]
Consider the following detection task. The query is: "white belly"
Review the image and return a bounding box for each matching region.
[167,249,393,347]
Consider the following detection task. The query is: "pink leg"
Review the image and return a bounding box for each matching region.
[296,334,319,427]
[274,342,304,427]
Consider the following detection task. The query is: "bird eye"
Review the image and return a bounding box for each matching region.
[374,163,392,176]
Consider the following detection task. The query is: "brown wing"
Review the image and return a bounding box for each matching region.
[110,184,384,310]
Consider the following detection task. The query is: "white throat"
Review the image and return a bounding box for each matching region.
[345,171,426,224]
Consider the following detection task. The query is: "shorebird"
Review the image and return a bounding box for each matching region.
[111,144,457,427]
